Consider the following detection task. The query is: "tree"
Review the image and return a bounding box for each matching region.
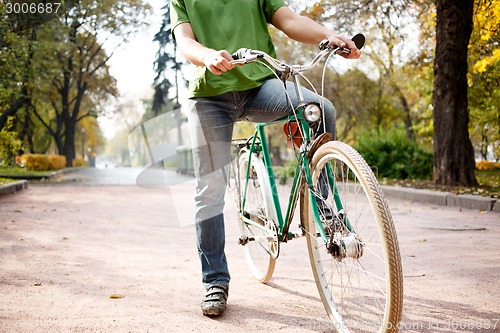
[33,27,117,165]
[468,0,500,160]
[302,0,425,141]
[152,1,186,146]
[1,0,152,166]
[77,116,105,163]
[34,0,151,166]
[433,0,478,186]
[153,2,184,113]
[0,3,32,133]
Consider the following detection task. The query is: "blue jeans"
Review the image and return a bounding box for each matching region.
[187,78,336,287]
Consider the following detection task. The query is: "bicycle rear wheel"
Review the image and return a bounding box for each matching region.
[236,150,278,283]
[301,141,403,333]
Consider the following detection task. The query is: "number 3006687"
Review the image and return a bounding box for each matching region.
[5,2,62,15]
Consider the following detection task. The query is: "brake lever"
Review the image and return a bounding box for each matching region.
[229,49,264,65]
[230,59,247,65]
[336,47,351,55]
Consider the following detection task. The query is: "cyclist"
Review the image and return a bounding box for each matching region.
[170,0,360,317]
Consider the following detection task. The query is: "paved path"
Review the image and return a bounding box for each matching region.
[50,166,194,186]
[0,167,498,332]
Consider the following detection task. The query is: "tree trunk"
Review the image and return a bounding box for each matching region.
[433,0,478,186]
[0,95,29,130]
[62,121,76,166]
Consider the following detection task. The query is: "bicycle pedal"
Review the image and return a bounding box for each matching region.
[238,235,252,245]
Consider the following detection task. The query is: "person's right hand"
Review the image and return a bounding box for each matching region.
[202,49,236,75]
[327,35,361,59]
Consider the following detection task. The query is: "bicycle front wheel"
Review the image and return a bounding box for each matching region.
[301,141,403,333]
[236,150,278,283]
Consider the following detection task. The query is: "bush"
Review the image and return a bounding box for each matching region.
[0,118,22,166]
[72,158,88,167]
[16,154,66,171]
[354,127,434,180]
[475,160,499,171]
[48,154,67,170]
[273,159,298,184]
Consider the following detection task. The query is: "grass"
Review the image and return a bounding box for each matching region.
[0,165,56,177]
[0,177,17,186]
[476,169,500,189]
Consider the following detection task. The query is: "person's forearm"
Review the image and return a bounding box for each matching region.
[173,23,215,66]
[272,7,360,59]
[174,23,235,75]
[277,15,332,45]
[176,36,213,67]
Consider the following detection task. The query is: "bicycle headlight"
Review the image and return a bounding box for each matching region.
[304,103,322,123]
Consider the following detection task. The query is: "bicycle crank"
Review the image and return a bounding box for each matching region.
[238,217,280,259]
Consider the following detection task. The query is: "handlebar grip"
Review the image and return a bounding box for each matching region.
[231,48,248,60]
[352,33,365,50]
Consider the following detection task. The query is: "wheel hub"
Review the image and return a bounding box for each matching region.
[327,232,364,259]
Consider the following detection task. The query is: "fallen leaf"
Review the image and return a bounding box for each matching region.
[109,294,125,299]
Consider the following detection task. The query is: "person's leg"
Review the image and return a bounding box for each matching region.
[187,94,238,315]
[242,79,336,220]
[241,79,336,137]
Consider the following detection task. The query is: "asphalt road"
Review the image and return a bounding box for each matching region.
[0,167,498,332]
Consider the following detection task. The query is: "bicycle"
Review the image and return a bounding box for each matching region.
[228,35,403,333]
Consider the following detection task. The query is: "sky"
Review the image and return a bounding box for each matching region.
[99,1,164,139]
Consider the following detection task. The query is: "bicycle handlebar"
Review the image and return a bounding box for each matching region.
[230,34,365,74]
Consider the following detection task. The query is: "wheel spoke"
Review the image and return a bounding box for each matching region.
[235,151,276,283]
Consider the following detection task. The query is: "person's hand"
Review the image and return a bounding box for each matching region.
[202,49,236,75]
[327,35,361,59]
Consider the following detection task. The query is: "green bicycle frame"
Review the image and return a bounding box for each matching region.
[238,108,348,244]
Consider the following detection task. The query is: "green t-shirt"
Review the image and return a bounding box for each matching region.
[171,0,287,98]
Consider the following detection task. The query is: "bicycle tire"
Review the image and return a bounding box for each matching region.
[300,141,403,333]
[237,150,278,283]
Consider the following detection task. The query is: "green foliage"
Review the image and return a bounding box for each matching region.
[0,118,22,166]
[0,165,55,177]
[0,177,16,185]
[468,0,500,160]
[475,169,500,191]
[400,62,434,146]
[328,69,404,142]
[354,126,433,180]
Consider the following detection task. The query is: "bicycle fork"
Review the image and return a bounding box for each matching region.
[303,156,365,261]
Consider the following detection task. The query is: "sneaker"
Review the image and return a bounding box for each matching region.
[201,284,229,316]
